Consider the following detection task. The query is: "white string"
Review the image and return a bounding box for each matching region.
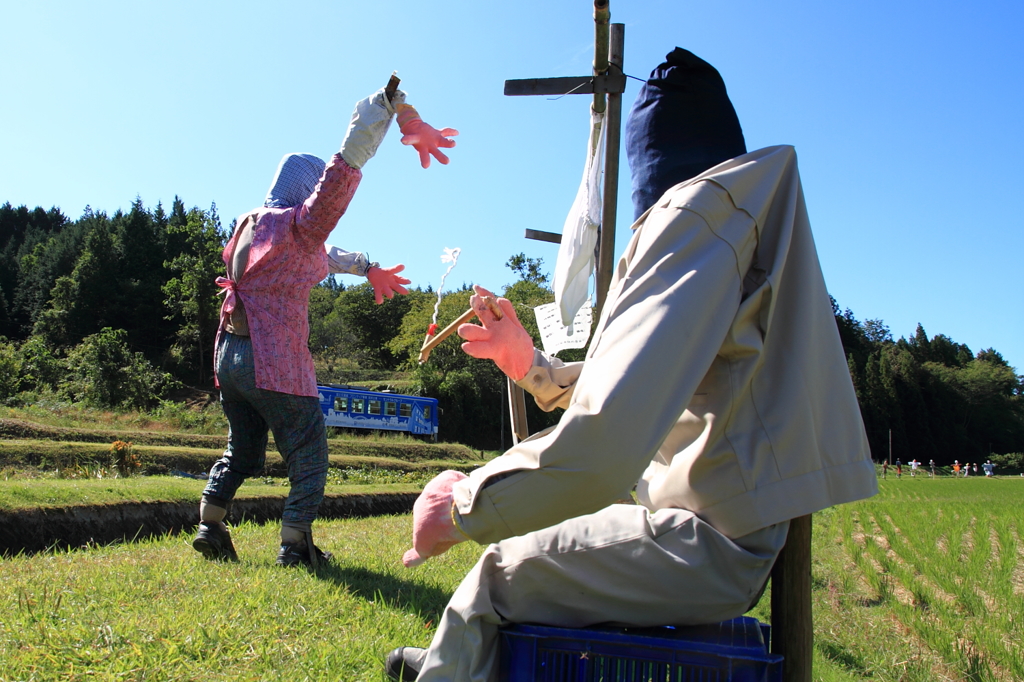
[431,247,461,326]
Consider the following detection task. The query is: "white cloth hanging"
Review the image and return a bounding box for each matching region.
[553,110,605,327]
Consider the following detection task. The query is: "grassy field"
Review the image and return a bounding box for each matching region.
[809,476,1024,681]
[2,405,1021,680]
[1,475,1021,680]
[1,515,466,682]
[0,475,424,513]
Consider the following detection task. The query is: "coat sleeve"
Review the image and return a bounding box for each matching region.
[325,244,370,276]
[453,189,754,544]
[515,350,584,411]
[293,153,362,251]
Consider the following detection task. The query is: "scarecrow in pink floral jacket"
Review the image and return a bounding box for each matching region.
[192,86,457,567]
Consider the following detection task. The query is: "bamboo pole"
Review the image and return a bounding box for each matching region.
[418,297,503,364]
[593,0,610,114]
[594,22,623,321]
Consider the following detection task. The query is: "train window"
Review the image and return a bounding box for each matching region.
[385,401,397,416]
[369,399,381,415]
[399,403,412,418]
[423,405,432,420]
[351,398,365,413]
[334,396,348,412]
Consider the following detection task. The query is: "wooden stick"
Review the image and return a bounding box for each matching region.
[385,71,401,103]
[418,297,503,364]
[418,308,477,364]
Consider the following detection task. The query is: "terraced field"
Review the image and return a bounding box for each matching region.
[0,417,491,555]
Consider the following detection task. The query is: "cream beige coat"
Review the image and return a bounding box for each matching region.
[453,145,877,542]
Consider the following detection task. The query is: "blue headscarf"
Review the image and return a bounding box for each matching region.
[263,153,327,208]
[625,48,747,220]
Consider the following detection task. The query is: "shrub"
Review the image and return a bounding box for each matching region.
[17,335,64,393]
[60,328,178,409]
[0,337,23,399]
[988,452,1023,475]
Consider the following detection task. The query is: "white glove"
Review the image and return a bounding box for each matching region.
[340,87,408,169]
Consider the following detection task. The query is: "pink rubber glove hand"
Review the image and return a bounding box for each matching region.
[458,285,535,381]
[366,264,411,305]
[403,470,468,568]
[397,104,458,168]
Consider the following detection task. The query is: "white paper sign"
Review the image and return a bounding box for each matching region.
[534,300,592,355]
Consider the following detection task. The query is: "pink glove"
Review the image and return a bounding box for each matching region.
[403,470,468,568]
[397,104,458,168]
[366,264,411,305]
[458,285,535,381]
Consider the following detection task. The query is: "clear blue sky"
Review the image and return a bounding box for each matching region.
[3,1,1022,372]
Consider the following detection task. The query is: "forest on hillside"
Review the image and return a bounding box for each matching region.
[1,199,1022,462]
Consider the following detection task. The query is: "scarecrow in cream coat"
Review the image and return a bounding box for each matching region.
[388,48,878,682]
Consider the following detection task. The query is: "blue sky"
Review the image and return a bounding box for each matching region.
[2,1,1022,372]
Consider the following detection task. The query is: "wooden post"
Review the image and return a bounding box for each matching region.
[594,22,623,322]
[503,0,626,314]
[771,514,813,682]
[593,0,609,114]
[503,2,627,441]
[507,377,529,444]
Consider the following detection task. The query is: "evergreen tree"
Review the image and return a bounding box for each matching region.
[32,220,121,348]
[112,198,172,358]
[10,218,89,336]
[0,203,69,337]
[162,205,225,385]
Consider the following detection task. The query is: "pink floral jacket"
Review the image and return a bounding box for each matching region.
[216,154,361,397]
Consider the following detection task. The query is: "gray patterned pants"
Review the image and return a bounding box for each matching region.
[202,332,328,532]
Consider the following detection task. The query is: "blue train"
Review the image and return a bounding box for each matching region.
[317,384,439,439]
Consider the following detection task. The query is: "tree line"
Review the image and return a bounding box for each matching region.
[1,199,1021,461]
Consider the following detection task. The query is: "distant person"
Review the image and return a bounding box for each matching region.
[953,461,961,477]
[910,459,919,477]
[191,85,454,567]
[973,463,979,476]
[882,460,889,479]
[895,459,902,478]
[983,460,994,477]
[929,459,936,477]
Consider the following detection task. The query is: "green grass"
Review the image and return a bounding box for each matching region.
[4,478,1021,681]
[0,515,475,681]
[1,401,227,435]
[0,476,424,513]
[809,476,1024,681]
[3,402,1022,682]
[0,439,486,482]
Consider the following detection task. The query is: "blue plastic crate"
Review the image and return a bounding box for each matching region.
[499,616,782,682]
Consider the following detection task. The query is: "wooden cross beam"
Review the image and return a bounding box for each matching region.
[504,1,625,321]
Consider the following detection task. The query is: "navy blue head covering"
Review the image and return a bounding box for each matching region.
[625,48,746,220]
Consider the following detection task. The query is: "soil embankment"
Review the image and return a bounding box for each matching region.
[1,491,417,556]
